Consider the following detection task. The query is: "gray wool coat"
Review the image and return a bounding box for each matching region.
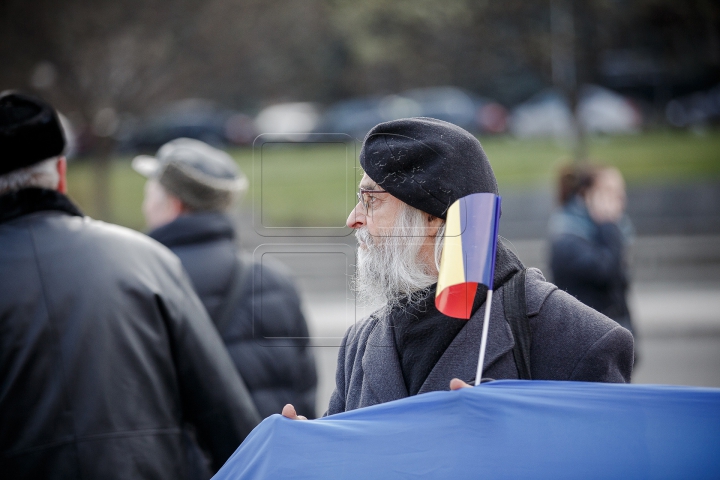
[327,268,634,415]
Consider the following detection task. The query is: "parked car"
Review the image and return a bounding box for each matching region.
[118,99,256,153]
[578,85,642,134]
[402,87,508,134]
[315,96,388,140]
[316,86,508,140]
[509,90,575,138]
[666,84,720,128]
[509,85,641,138]
[254,102,320,141]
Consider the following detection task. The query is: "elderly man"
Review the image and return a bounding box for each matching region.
[0,92,260,479]
[284,117,633,419]
[132,138,317,421]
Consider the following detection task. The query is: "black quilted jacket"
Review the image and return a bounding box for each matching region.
[149,212,317,420]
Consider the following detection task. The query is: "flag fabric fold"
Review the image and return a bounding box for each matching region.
[435,193,501,319]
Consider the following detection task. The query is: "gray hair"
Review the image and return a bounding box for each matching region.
[0,157,59,196]
[354,202,446,315]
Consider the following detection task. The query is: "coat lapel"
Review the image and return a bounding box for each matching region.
[418,287,514,393]
[360,315,409,407]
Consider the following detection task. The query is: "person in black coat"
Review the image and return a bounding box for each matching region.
[548,163,635,335]
[0,92,260,479]
[133,139,317,422]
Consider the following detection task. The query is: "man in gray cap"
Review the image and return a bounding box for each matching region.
[133,138,318,423]
[0,91,260,479]
[283,117,633,420]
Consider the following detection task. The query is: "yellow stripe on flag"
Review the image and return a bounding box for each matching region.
[437,201,465,293]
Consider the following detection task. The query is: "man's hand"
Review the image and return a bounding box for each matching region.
[281,404,307,420]
[449,378,472,390]
[283,381,471,420]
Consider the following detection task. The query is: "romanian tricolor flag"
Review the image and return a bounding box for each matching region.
[435,193,501,319]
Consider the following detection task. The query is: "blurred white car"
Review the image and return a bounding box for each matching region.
[254,102,320,140]
[578,85,641,134]
[510,85,641,138]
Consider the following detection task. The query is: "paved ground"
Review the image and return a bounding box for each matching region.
[630,283,720,388]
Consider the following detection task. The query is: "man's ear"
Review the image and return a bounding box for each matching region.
[169,195,186,216]
[427,215,443,238]
[56,157,67,194]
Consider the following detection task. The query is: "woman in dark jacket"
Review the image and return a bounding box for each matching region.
[548,163,635,335]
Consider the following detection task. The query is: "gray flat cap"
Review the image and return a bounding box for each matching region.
[132,138,247,211]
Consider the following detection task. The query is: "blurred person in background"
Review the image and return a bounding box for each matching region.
[133,138,317,423]
[548,163,635,338]
[0,91,260,479]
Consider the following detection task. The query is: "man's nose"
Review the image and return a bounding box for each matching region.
[346,203,365,229]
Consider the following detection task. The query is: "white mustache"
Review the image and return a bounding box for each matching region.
[353,206,440,314]
[355,227,373,247]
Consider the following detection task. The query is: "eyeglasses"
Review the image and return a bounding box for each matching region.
[356,188,388,214]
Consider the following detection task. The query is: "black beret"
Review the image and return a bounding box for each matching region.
[359,117,498,219]
[0,91,66,176]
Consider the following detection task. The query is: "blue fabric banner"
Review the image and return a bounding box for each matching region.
[213,381,720,480]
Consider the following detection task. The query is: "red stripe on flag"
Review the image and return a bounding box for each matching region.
[435,282,478,320]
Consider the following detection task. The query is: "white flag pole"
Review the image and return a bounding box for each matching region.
[474,289,494,386]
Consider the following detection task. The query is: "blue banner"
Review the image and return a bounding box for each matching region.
[214,381,720,479]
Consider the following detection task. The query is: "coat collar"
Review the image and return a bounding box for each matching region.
[419,286,514,393]
[360,283,515,402]
[0,188,83,225]
[361,315,409,405]
[147,211,234,248]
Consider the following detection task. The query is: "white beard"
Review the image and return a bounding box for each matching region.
[353,205,442,315]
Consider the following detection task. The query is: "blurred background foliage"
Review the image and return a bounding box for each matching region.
[2,0,719,229]
[1,0,717,119]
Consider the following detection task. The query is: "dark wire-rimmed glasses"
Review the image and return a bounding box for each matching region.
[356,188,388,214]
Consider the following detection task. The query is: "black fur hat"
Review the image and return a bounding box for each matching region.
[0,91,66,175]
[359,117,498,219]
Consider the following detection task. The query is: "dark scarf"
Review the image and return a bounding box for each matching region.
[389,238,524,396]
[0,188,83,224]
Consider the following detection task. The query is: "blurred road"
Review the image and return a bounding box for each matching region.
[248,234,720,417]
[630,283,720,388]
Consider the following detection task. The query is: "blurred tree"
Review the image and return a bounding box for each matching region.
[0,0,717,126]
[589,0,720,99]
[328,0,551,104]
